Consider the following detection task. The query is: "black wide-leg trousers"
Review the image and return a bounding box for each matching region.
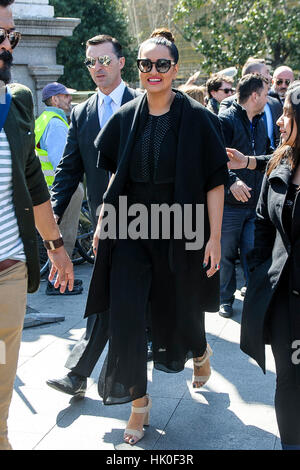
[98,238,207,405]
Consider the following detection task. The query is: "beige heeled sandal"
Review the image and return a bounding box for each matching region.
[124,394,152,445]
[192,344,213,388]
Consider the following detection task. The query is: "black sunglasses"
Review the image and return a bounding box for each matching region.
[0,28,21,49]
[84,55,112,69]
[137,58,176,74]
[276,79,291,86]
[219,88,234,94]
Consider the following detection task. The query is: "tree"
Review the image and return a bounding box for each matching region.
[173,0,300,74]
[49,0,138,90]
[123,0,174,46]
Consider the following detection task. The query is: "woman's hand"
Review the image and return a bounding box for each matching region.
[93,175,115,256]
[203,238,221,278]
[92,217,102,256]
[226,148,247,169]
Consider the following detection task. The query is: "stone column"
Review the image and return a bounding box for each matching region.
[11,0,80,116]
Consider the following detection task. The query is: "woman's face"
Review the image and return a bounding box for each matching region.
[277,98,298,146]
[138,43,178,94]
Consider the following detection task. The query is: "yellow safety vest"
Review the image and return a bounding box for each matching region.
[35,111,69,187]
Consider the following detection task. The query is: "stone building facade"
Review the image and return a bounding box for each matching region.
[11,0,80,116]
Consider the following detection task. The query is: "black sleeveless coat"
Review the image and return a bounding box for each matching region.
[84,90,229,318]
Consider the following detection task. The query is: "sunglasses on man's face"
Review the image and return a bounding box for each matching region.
[0,29,21,49]
[84,55,112,69]
[219,88,234,94]
[137,58,176,74]
[276,79,291,86]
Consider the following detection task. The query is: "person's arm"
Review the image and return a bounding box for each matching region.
[218,116,252,201]
[203,184,224,278]
[218,115,240,185]
[92,173,115,254]
[22,87,74,292]
[44,119,68,170]
[226,147,272,172]
[51,109,84,221]
[33,200,74,292]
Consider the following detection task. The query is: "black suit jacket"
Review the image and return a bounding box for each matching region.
[51,86,140,228]
[219,93,282,148]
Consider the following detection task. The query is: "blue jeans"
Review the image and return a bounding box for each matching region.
[220,205,256,305]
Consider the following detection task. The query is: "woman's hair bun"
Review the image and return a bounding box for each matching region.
[150,28,175,43]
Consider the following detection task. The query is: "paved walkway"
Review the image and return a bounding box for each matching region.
[8,262,280,450]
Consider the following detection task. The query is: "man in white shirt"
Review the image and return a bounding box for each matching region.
[47,34,140,398]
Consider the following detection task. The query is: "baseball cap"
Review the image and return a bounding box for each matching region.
[42,82,76,102]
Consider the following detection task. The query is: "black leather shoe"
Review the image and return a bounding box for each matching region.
[46,373,87,397]
[46,281,83,296]
[219,304,233,318]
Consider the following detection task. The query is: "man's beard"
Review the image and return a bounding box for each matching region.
[0,50,13,85]
[278,88,287,98]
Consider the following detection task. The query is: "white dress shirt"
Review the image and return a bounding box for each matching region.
[97,80,126,127]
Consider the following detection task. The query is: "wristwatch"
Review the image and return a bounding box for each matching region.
[43,236,64,251]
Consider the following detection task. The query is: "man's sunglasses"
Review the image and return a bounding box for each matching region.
[84,55,112,69]
[137,58,176,74]
[219,88,234,94]
[0,29,21,49]
[276,79,291,86]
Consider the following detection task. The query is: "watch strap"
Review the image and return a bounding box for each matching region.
[43,237,64,251]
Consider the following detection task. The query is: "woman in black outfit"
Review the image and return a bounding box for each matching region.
[241,82,300,450]
[86,29,228,445]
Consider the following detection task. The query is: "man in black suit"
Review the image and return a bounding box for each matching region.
[46,35,140,398]
[219,58,282,149]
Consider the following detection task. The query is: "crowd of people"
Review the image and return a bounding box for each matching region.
[1,0,300,451]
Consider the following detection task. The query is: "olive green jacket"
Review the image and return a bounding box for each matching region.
[3,83,50,293]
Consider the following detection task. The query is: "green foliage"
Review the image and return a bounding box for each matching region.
[173,0,300,74]
[49,0,138,90]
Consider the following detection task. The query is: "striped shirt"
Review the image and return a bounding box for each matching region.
[0,129,25,262]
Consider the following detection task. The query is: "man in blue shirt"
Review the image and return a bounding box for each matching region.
[38,83,73,170]
[36,83,84,295]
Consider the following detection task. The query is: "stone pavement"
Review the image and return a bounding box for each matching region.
[8,262,281,451]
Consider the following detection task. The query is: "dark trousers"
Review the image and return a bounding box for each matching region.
[98,238,207,405]
[220,205,256,305]
[267,281,300,447]
[64,210,108,378]
[65,312,109,377]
